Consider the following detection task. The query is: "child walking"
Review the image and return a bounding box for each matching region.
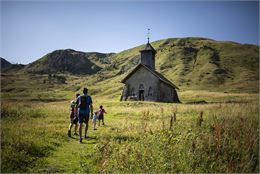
[98,105,107,126]
[92,111,99,130]
[68,93,80,137]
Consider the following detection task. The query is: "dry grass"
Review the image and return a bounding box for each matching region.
[79,95,259,173]
[1,91,259,173]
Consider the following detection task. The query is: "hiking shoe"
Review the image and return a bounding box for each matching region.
[74,132,78,136]
[94,128,97,130]
[84,135,88,139]
[79,138,83,143]
[68,130,71,137]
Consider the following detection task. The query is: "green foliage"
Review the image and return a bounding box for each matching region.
[80,102,259,173]
[1,102,67,173]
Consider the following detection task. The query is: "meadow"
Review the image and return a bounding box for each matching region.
[1,71,259,173]
[0,69,258,173]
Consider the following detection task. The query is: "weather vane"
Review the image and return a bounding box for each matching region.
[147,28,150,43]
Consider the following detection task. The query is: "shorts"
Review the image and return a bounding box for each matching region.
[78,112,90,124]
[98,114,104,120]
[92,115,97,123]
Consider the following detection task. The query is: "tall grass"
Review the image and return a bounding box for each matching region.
[1,90,259,173]
[80,102,259,173]
[1,102,68,172]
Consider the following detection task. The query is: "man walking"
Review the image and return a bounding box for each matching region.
[76,88,93,143]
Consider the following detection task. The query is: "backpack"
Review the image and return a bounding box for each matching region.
[79,95,90,109]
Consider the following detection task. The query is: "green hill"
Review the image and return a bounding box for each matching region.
[100,37,259,92]
[3,37,259,93]
[24,49,114,74]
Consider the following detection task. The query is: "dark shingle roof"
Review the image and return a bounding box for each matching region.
[121,63,179,89]
[139,42,157,53]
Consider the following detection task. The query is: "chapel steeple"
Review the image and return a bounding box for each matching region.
[139,28,157,70]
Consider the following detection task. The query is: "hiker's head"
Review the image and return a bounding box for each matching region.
[100,105,103,109]
[83,88,88,94]
[76,93,80,98]
[94,111,99,115]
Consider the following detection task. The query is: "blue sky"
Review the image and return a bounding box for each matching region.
[1,0,259,64]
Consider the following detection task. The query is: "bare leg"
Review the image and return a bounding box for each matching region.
[85,124,88,138]
[74,124,78,134]
[85,120,89,138]
[68,123,73,137]
[93,122,96,130]
[69,123,73,130]
[79,123,83,140]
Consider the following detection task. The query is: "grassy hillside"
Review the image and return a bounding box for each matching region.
[1,37,259,173]
[100,37,259,93]
[24,49,114,74]
[4,37,259,93]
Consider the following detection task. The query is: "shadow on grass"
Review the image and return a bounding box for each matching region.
[68,135,98,144]
[86,136,98,140]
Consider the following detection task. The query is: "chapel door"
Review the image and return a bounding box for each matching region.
[139,90,144,101]
[139,84,145,101]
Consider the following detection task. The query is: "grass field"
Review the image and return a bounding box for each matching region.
[1,71,259,173]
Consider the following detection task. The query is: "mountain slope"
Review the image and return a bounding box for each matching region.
[98,37,258,92]
[2,37,259,93]
[1,58,25,73]
[24,49,114,74]
[1,58,12,71]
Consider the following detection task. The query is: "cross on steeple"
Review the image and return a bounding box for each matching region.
[147,28,150,43]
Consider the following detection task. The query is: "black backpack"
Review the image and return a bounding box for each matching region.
[79,96,89,109]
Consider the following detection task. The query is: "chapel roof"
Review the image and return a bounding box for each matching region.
[139,42,157,53]
[121,63,179,89]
